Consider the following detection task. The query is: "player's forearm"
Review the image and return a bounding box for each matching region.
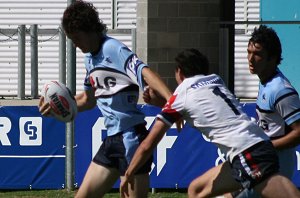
[75,92,96,112]
[125,141,153,179]
[272,131,300,149]
[126,119,170,178]
[142,68,172,101]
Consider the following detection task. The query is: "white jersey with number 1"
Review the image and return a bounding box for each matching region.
[157,74,269,162]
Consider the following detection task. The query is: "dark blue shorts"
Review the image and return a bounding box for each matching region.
[92,123,153,176]
[230,141,279,189]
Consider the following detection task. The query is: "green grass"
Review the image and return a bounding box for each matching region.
[0,189,187,198]
[0,189,75,198]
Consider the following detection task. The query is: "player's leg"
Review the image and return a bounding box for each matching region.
[76,133,125,198]
[254,173,300,198]
[224,146,296,198]
[75,161,119,198]
[188,161,242,198]
[120,173,149,198]
[225,188,261,198]
[119,124,152,198]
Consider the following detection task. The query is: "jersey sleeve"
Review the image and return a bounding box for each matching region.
[275,88,300,125]
[120,47,148,90]
[157,87,185,126]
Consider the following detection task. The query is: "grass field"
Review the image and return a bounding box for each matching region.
[0,189,188,198]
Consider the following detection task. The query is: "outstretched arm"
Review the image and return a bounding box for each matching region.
[141,67,184,131]
[142,67,172,102]
[120,118,171,197]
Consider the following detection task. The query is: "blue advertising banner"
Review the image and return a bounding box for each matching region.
[1,103,300,189]
[75,103,300,188]
[0,106,65,189]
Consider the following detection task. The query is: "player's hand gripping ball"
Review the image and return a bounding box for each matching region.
[41,81,77,122]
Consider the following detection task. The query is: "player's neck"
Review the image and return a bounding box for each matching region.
[259,70,278,84]
[91,34,105,56]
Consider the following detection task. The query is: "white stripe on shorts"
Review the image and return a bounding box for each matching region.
[238,153,255,179]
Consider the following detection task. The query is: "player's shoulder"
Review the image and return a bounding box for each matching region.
[102,36,125,50]
[102,36,132,58]
[263,71,297,101]
[272,72,295,93]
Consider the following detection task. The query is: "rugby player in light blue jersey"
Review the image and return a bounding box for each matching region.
[39,1,176,198]
[227,25,300,198]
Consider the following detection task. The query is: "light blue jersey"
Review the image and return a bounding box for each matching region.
[256,69,300,180]
[83,36,148,136]
[236,70,300,198]
[256,69,300,139]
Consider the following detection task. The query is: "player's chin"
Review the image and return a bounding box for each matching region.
[78,47,89,53]
[80,49,88,53]
[249,68,255,74]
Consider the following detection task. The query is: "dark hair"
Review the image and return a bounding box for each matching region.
[249,25,282,65]
[62,0,107,35]
[175,48,209,77]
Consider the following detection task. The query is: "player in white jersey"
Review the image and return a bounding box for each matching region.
[227,25,300,198]
[120,49,300,198]
[38,1,177,198]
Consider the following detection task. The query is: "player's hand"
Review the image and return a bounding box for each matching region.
[120,173,134,198]
[38,96,52,117]
[143,87,166,107]
[143,87,184,132]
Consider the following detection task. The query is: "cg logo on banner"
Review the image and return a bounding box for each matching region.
[20,117,42,146]
[0,117,42,146]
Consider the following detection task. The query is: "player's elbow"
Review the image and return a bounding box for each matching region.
[86,97,96,109]
[75,91,96,111]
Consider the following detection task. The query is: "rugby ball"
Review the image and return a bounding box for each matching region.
[41,81,77,122]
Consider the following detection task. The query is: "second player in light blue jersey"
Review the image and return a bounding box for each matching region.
[228,25,300,198]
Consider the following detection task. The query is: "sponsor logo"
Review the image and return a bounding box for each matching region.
[0,117,42,146]
[20,117,42,146]
[90,76,117,90]
[0,117,11,146]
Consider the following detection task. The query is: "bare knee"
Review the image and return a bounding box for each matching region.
[188,179,205,198]
[255,174,300,198]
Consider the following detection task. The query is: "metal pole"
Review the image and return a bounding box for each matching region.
[112,0,116,29]
[131,28,136,53]
[59,26,66,84]
[30,24,38,99]
[219,28,229,87]
[18,25,26,99]
[66,0,76,191]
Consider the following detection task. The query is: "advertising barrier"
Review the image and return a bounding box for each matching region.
[0,103,300,189]
[0,106,65,189]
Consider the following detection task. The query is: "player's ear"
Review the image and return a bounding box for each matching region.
[178,68,185,81]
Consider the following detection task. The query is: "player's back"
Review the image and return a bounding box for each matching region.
[177,74,269,161]
[181,74,247,127]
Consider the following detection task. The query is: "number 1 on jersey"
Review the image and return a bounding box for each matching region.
[212,87,240,115]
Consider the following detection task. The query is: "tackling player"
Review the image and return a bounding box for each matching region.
[120,48,300,198]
